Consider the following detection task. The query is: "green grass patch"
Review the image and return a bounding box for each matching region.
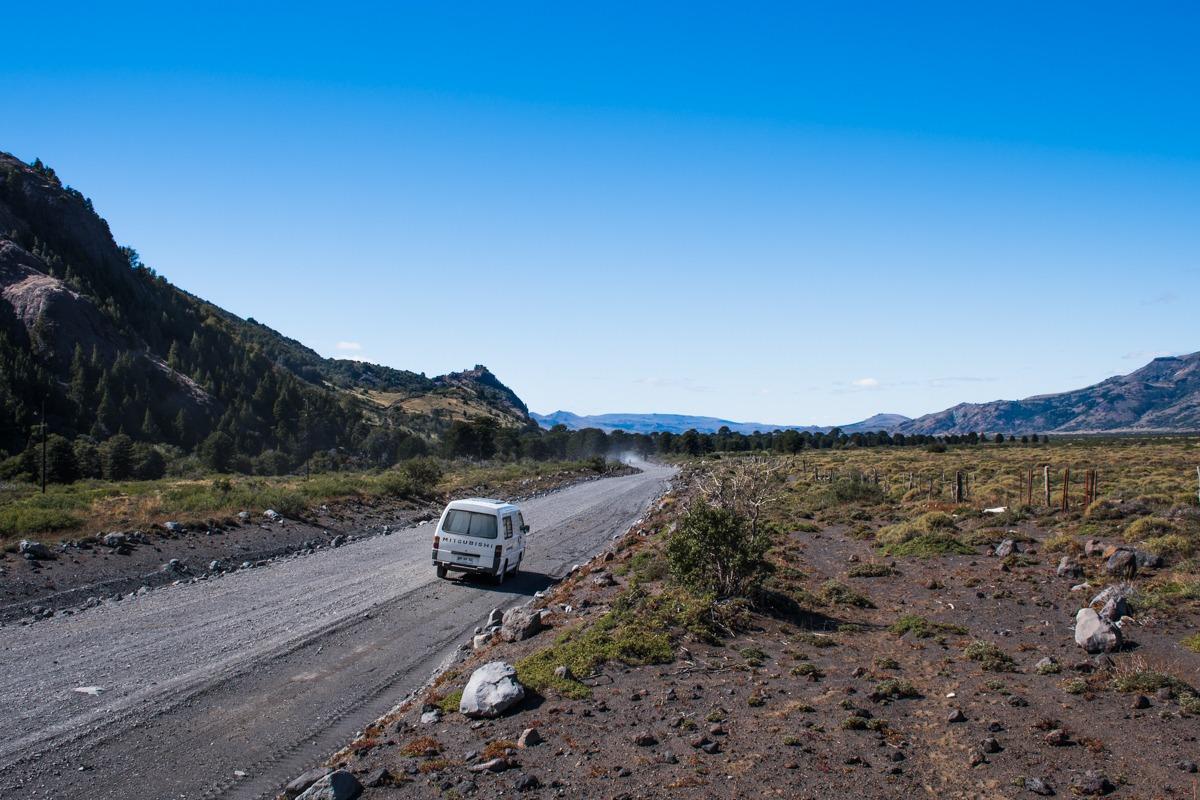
[847,562,898,578]
[0,505,83,536]
[889,614,968,639]
[883,532,974,557]
[1134,578,1200,612]
[514,586,701,699]
[436,689,463,713]
[1183,634,1200,653]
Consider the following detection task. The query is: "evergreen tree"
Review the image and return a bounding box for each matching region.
[73,437,101,479]
[99,434,135,480]
[199,431,235,473]
[44,434,79,483]
[132,443,166,479]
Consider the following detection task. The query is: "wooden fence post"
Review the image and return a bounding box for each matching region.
[1061,467,1070,512]
[1043,465,1050,508]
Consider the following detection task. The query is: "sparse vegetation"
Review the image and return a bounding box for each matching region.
[847,562,898,578]
[889,614,967,639]
[963,640,1018,672]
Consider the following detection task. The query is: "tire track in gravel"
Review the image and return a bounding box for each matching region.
[0,462,674,800]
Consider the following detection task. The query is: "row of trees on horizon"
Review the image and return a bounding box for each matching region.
[1,412,1048,488]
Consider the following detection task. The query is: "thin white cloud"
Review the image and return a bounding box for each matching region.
[1121,349,1179,361]
[335,341,363,351]
[926,376,996,387]
[1140,292,1176,306]
[634,377,714,393]
[851,377,880,389]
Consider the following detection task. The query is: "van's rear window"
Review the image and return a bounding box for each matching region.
[442,510,498,539]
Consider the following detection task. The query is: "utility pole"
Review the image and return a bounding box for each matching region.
[40,396,47,494]
[303,398,310,481]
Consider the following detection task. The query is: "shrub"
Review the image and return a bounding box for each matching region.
[1111,658,1197,695]
[847,562,897,578]
[667,503,771,598]
[1125,516,1176,540]
[1183,634,1200,653]
[876,511,957,548]
[963,640,1017,672]
[820,580,875,608]
[1145,533,1197,558]
[872,678,919,699]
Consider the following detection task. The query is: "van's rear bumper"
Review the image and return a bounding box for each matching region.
[433,549,501,575]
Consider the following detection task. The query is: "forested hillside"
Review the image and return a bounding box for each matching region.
[0,152,532,481]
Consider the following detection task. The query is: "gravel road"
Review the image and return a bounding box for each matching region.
[0,462,674,799]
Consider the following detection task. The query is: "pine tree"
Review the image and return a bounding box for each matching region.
[99,434,135,480]
[141,408,162,440]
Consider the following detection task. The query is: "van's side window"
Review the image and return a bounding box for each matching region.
[504,516,514,539]
[517,513,525,531]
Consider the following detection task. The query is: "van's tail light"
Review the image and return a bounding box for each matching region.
[494,545,503,558]
[433,535,440,550]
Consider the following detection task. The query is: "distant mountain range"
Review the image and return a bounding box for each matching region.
[895,353,1200,435]
[536,353,1200,437]
[530,411,911,435]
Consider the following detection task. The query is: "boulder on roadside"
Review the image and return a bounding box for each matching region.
[295,769,362,800]
[362,768,391,788]
[18,540,54,560]
[1074,607,1122,653]
[101,532,127,548]
[460,661,525,718]
[1072,770,1114,796]
[517,727,543,748]
[1090,585,1133,621]
[499,606,544,642]
[1056,556,1082,578]
[285,767,332,799]
[1084,539,1106,557]
[1105,549,1137,578]
[995,539,1019,558]
[1134,549,1162,569]
[264,509,282,522]
[1099,594,1131,622]
[163,521,185,533]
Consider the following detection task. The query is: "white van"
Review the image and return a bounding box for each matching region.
[432,498,528,582]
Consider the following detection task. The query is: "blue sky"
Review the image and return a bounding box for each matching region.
[3,2,1198,424]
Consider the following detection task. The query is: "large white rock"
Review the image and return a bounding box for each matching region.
[459,661,525,718]
[499,606,543,642]
[1074,607,1122,653]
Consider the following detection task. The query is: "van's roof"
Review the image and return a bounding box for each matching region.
[445,497,520,513]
